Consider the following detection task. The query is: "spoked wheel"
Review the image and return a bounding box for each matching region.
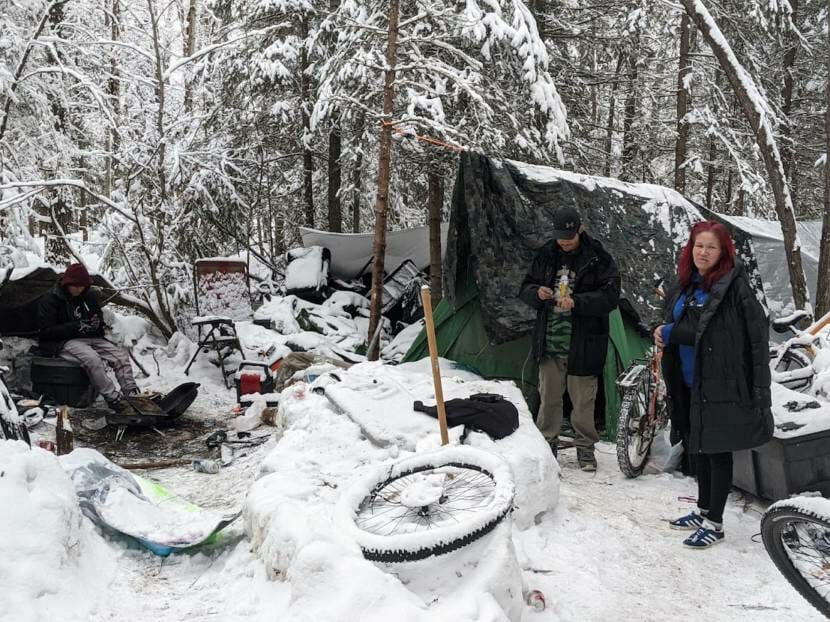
[762,502,830,617]
[616,369,666,478]
[340,447,514,563]
[770,347,814,393]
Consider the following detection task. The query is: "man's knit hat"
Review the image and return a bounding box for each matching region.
[61,263,93,288]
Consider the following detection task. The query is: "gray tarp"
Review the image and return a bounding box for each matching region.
[300,224,449,280]
[716,215,821,315]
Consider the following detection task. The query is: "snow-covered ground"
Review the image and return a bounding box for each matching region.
[1,302,829,621]
[2,435,821,621]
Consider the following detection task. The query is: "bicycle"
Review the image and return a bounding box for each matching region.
[761,496,830,617]
[770,309,830,393]
[615,348,669,478]
[338,446,514,563]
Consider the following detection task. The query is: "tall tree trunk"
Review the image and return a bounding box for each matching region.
[620,36,639,182]
[427,172,443,304]
[682,0,810,311]
[674,12,692,193]
[328,122,342,232]
[183,0,198,112]
[351,151,362,233]
[105,0,121,196]
[705,136,717,211]
[815,0,830,316]
[603,53,624,178]
[326,0,341,233]
[299,16,314,227]
[366,0,400,360]
[528,0,547,40]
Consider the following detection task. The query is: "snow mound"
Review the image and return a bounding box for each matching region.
[0,441,115,622]
[245,363,558,620]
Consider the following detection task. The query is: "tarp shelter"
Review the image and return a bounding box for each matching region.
[404,152,762,435]
[300,224,449,280]
[715,215,821,316]
[0,266,115,337]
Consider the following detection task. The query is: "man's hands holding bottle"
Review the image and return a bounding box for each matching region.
[537,286,574,310]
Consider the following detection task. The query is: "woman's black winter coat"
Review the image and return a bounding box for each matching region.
[661,261,773,454]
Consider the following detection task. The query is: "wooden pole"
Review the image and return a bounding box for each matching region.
[366,0,401,360]
[420,286,449,445]
[55,406,74,455]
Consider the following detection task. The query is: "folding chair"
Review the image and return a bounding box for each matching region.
[183,316,244,389]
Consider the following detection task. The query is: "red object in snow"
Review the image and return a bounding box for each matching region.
[239,372,263,397]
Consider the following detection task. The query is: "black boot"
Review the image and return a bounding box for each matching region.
[107,396,139,418]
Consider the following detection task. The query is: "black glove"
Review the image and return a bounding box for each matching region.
[77,320,97,336]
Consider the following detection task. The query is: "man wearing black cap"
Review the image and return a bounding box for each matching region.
[519,206,620,471]
[37,263,160,417]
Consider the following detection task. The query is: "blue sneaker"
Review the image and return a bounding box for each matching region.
[669,511,705,531]
[683,522,725,549]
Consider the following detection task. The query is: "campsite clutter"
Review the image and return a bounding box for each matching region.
[1,156,829,620]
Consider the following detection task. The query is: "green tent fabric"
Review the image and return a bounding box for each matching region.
[405,270,651,437]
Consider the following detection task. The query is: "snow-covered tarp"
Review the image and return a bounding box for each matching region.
[300,224,449,280]
[717,215,822,316]
[447,153,712,340]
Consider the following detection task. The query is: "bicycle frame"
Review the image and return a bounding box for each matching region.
[615,349,663,424]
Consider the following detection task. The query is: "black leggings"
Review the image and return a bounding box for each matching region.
[696,452,733,525]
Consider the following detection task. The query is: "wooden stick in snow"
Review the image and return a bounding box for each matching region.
[420,286,449,445]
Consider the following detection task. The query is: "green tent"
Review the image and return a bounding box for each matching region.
[403,153,728,438]
[405,264,650,437]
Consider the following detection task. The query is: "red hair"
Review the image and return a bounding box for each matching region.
[677,221,736,290]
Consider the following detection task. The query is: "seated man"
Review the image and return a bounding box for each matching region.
[37,263,159,417]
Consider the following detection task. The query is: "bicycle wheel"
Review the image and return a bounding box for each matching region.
[761,501,830,617]
[616,369,664,478]
[771,347,813,392]
[339,446,514,563]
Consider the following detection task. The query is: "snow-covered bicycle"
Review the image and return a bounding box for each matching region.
[614,349,669,478]
[339,446,514,563]
[761,497,830,617]
[770,309,830,393]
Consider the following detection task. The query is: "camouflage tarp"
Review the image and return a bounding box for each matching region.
[445,152,764,343]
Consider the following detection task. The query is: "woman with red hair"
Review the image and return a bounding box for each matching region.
[654,221,772,548]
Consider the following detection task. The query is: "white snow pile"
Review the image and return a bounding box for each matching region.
[244,361,558,621]
[252,291,413,360]
[284,245,328,291]
[0,442,115,622]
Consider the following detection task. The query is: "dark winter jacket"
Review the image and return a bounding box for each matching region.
[661,261,773,454]
[518,232,621,376]
[37,281,105,355]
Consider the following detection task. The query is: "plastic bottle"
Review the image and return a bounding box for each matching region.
[192,459,221,474]
[526,589,546,612]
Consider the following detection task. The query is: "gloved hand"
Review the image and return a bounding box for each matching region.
[77,320,97,336]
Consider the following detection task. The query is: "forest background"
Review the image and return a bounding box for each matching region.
[0,0,828,337]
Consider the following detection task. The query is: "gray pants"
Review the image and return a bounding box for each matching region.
[537,357,599,450]
[59,337,137,403]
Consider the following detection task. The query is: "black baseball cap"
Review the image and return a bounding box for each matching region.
[552,206,581,240]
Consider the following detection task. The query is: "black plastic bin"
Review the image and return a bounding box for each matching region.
[30,356,97,407]
[733,430,830,501]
